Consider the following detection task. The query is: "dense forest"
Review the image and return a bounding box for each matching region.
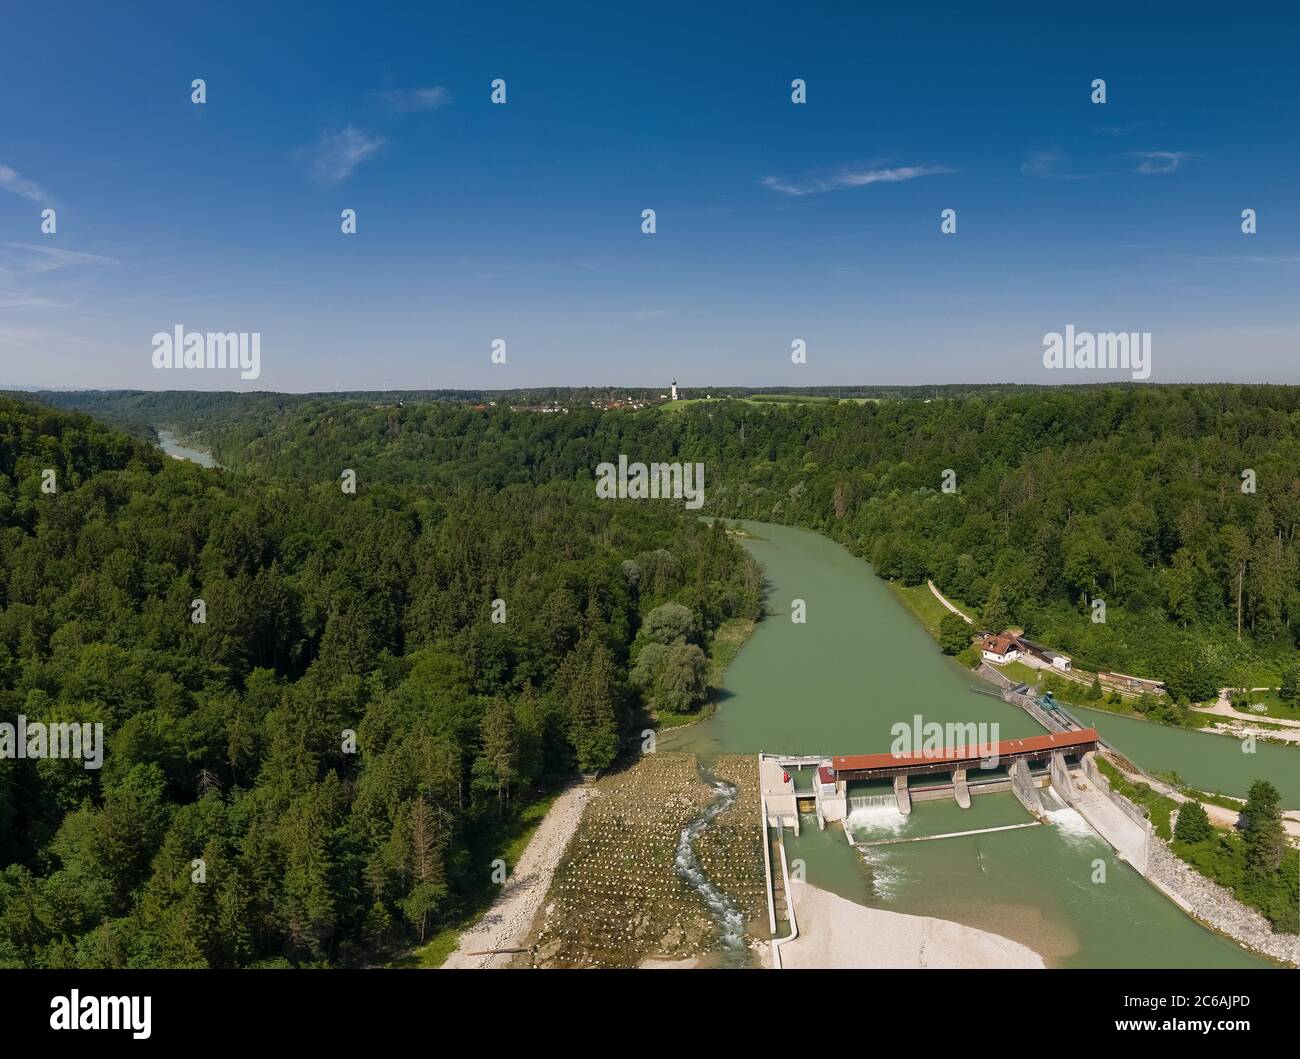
[54,384,1300,692]
[0,394,759,967]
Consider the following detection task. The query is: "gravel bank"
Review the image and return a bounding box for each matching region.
[440,785,592,969]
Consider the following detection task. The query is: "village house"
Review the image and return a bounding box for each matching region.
[980,632,1020,665]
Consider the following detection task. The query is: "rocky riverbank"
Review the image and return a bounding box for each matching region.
[1146,837,1298,967]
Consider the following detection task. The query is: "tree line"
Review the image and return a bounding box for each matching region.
[72,384,1299,690]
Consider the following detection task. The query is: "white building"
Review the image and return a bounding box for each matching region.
[980,632,1020,665]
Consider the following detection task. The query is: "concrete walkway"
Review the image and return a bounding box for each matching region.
[1068,771,1149,872]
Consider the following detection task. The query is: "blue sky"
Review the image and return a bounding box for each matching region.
[1,1,1297,390]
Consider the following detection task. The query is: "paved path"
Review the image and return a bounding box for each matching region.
[1194,691,1300,729]
[927,580,973,624]
[440,785,591,969]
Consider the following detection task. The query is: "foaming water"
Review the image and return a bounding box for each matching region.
[858,846,906,899]
[1046,806,1102,843]
[674,772,749,966]
[847,804,908,839]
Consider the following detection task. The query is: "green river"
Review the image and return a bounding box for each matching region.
[665,521,1292,967]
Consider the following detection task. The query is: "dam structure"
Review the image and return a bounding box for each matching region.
[756,724,1164,964]
[757,726,1160,928]
[762,728,1100,831]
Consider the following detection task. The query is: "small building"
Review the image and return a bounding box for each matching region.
[981,632,1020,665]
[671,379,680,401]
[816,765,837,796]
[1012,634,1071,672]
[1101,671,1164,694]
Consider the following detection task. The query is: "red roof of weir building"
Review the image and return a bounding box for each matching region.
[831,728,1099,774]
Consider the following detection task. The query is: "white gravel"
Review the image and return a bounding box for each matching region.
[440,785,592,969]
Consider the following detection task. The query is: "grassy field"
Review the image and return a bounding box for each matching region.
[1225,689,1300,722]
[887,580,975,639]
[998,660,1042,687]
[707,616,756,686]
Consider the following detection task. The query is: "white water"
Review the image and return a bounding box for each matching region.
[857,846,906,899]
[846,804,908,837]
[1046,806,1103,843]
[674,775,749,965]
[849,794,897,811]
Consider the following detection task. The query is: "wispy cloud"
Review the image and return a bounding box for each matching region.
[1131,150,1193,174]
[0,164,54,205]
[1020,149,1092,180]
[761,164,955,196]
[0,243,118,313]
[306,126,386,183]
[1188,252,1300,267]
[0,291,73,310]
[380,86,451,113]
[1095,124,1137,136]
[0,242,118,273]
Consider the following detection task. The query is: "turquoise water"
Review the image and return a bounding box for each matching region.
[667,520,1276,967]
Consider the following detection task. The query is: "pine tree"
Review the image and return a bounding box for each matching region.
[565,637,622,773]
[1241,780,1285,876]
[1173,800,1213,844]
[479,697,520,814]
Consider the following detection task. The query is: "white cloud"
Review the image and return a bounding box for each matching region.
[761,164,955,196]
[381,86,451,112]
[307,126,386,183]
[0,164,53,205]
[1020,149,1091,180]
[1131,150,1192,174]
[0,242,118,274]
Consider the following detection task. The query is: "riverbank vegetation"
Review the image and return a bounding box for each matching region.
[1173,780,1298,935]
[0,394,759,967]
[1096,757,1297,934]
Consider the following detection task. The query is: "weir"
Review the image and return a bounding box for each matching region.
[848,795,896,811]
